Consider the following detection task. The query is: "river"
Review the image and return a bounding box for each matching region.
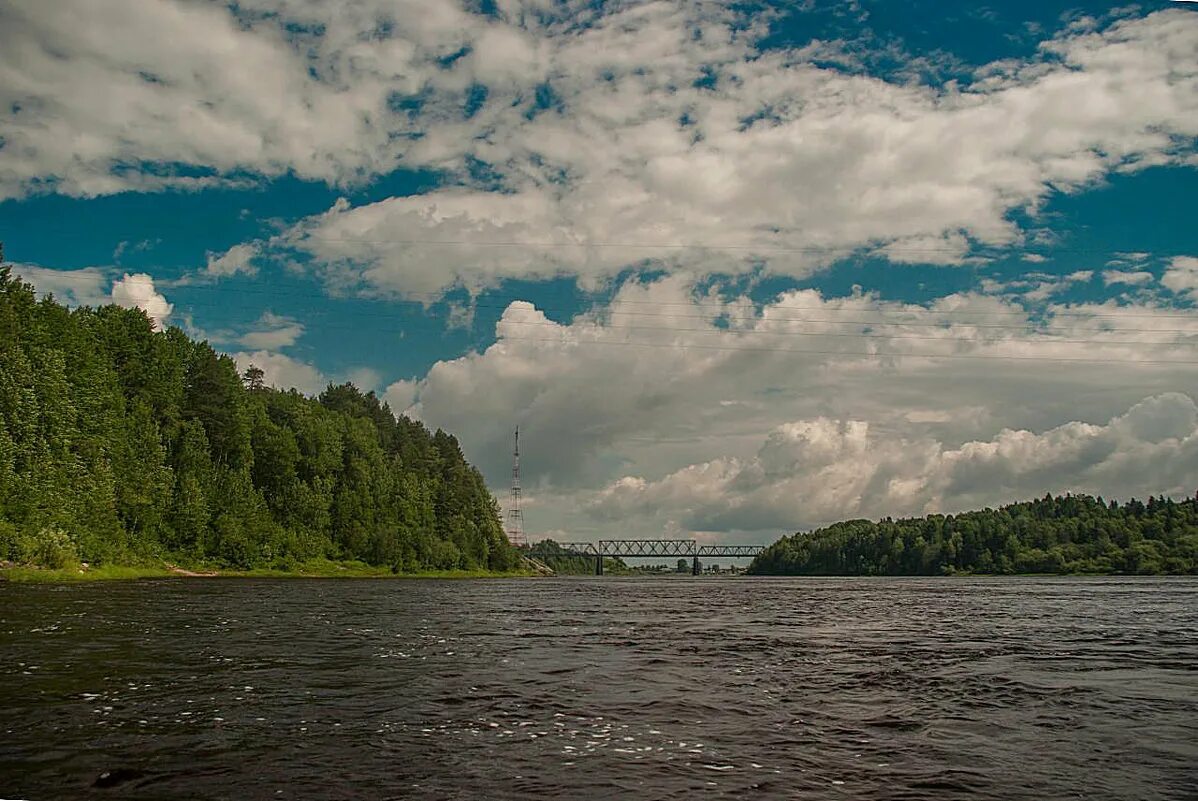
[1,576,1195,800]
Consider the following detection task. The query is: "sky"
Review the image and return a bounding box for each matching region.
[1,0,1197,547]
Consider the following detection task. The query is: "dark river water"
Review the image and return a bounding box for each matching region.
[1,576,1195,800]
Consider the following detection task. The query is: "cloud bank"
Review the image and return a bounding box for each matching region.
[589,393,1198,533]
[387,271,1198,538]
[3,2,1195,294]
[280,6,1198,295]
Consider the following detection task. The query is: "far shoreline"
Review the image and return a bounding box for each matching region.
[3,563,1192,583]
[0,561,538,583]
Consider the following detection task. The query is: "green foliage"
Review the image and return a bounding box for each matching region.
[0,266,519,573]
[16,526,80,570]
[749,493,1198,576]
[527,539,631,574]
[0,517,20,561]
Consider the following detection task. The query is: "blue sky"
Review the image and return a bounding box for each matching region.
[2,0,1196,543]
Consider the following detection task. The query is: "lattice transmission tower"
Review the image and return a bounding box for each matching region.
[505,427,526,547]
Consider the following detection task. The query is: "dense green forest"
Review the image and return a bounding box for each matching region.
[527,539,631,574]
[749,493,1198,576]
[0,259,519,573]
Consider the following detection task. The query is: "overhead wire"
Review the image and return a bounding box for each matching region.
[11,227,1178,259]
[13,268,1198,330]
[7,238,1198,363]
[475,334,1198,366]
[121,296,1198,349]
[42,293,1197,364]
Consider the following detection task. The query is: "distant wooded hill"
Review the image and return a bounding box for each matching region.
[0,264,518,573]
[749,493,1198,576]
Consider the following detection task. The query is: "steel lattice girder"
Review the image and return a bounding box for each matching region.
[554,541,765,558]
[597,539,697,557]
[696,545,766,557]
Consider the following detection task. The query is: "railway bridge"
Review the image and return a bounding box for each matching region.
[557,539,765,575]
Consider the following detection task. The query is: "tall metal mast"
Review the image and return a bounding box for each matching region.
[505,427,526,547]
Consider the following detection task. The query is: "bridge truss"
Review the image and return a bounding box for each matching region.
[557,539,765,575]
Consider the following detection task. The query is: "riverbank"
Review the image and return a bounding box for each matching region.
[0,559,536,583]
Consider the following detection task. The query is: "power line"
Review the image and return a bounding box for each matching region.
[13,268,1198,329]
[7,229,1183,259]
[486,334,1198,366]
[443,317,1198,348]
[167,301,1198,336]
[285,233,1070,256]
[81,288,1198,341]
[12,264,1198,362]
[183,310,1198,349]
[7,254,1186,321]
[14,272,1197,363]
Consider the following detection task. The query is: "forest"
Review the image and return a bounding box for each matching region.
[526,539,634,575]
[0,261,520,574]
[749,493,1198,576]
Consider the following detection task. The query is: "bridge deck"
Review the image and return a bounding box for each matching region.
[557,539,764,558]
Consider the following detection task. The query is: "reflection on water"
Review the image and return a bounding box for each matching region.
[1,576,1195,799]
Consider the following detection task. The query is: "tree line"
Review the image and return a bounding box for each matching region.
[0,258,519,573]
[749,492,1198,576]
[526,539,631,574]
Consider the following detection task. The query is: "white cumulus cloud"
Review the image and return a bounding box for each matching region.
[10,264,110,307]
[110,272,173,330]
[1163,255,1198,296]
[231,350,326,395]
[3,2,1195,291]
[1102,269,1156,286]
[276,7,1198,296]
[237,311,305,350]
[384,275,1198,540]
[206,243,260,278]
[587,393,1198,533]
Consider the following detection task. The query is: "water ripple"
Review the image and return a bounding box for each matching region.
[0,576,1195,799]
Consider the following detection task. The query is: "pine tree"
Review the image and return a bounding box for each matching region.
[0,270,518,572]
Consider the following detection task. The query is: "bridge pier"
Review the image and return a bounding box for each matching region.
[692,556,700,576]
[595,553,603,576]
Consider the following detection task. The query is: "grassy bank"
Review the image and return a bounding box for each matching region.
[0,558,536,583]
[0,564,177,583]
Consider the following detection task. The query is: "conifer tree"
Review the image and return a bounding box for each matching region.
[0,265,519,572]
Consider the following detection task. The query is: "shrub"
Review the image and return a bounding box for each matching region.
[18,526,81,570]
[430,539,462,571]
[0,518,19,561]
